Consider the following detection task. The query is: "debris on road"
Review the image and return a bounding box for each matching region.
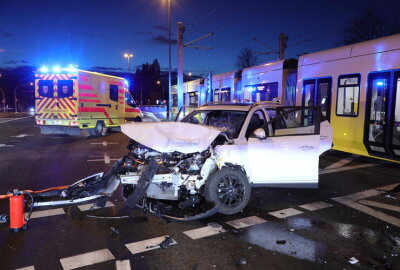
[238,258,248,265]
[385,194,397,200]
[0,214,8,223]
[276,240,286,245]
[160,236,174,249]
[146,236,174,250]
[207,222,222,229]
[110,226,120,235]
[348,257,359,264]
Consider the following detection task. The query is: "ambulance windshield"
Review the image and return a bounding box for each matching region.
[125,93,136,107]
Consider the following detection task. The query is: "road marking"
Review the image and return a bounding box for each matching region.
[116,260,131,270]
[0,116,33,124]
[28,208,65,219]
[103,153,110,164]
[299,201,333,211]
[10,134,33,138]
[268,208,303,219]
[77,201,115,211]
[338,188,383,201]
[226,216,267,229]
[332,197,400,227]
[90,141,119,146]
[183,225,226,240]
[358,199,400,213]
[320,163,378,175]
[0,143,13,148]
[16,266,35,270]
[60,249,115,270]
[125,235,177,254]
[376,183,400,191]
[324,155,356,169]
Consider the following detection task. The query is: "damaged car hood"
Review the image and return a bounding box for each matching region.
[121,122,223,154]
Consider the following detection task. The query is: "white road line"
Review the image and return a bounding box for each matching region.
[15,266,35,270]
[60,249,115,270]
[104,153,110,164]
[183,225,226,240]
[115,260,131,270]
[226,216,267,229]
[28,208,65,219]
[338,188,383,201]
[10,134,33,138]
[376,183,400,191]
[320,163,378,175]
[0,116,33,124]
[90,141,119,146]
[324,155,356,169]
[0,143,14,148]
[332,197,400,227]
[359,199,400,213]
[299,201,333,211]
[77,201,115,211]
[125,235,177,254]
[268,208,303,219]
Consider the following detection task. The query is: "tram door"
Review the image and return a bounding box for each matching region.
[302,78,332,121]
[365,71,400,158]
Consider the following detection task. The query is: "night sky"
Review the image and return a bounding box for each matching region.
[0,0,399,76]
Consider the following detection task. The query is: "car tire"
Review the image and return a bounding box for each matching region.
[205,167,251,215]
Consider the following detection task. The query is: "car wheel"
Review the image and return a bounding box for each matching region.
[205,167,251,215]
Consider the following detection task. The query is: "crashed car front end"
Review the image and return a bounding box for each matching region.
[117,122,228,219]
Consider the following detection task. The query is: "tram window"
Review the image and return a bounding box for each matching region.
[189,92,198,106]
[172,94,178,107]
[336,74,360,117]
[220,88,231,102]
[302,80,315,106]
[250,82,278,102]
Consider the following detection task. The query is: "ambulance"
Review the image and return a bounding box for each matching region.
[35,66,142,136]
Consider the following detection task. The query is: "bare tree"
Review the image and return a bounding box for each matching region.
[236,47,259,69]
[340,11,400,45]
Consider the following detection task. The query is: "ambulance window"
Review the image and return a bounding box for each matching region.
[125,93,136,107]
[57,80,73,98]
[110,84,118,102]
[38,80,54,98]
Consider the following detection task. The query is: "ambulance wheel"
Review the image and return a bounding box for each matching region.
[90,121,106,136]
[205,167,251,215]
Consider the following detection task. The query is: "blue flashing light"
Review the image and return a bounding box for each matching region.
[52,66,61,73]
[124,79,129,87]
[64,65,78,73]
[40,66,49,73]
[376,81,384,86]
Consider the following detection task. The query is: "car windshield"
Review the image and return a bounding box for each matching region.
[182,110,247,139]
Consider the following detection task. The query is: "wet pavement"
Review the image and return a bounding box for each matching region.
[1,117,400,269]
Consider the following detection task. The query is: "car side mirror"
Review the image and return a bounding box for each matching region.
[253,128,267,139]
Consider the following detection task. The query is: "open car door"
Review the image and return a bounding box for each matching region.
[247,107,324,188]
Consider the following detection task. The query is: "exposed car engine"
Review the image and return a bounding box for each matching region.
[118,139,218,217]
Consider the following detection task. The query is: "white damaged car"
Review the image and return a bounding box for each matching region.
[117,103,332,219]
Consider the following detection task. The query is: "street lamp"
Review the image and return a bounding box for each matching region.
[0,87,5,112]
[124,53,134,73]
[167,0,172,119]
[14,83,32,113]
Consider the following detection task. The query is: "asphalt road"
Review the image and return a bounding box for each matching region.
[1,116,400,270]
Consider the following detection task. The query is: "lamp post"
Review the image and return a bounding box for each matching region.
[124,53,134,73]
[167,0,172,119]
[14,84,25,113]
[0,87,5,112]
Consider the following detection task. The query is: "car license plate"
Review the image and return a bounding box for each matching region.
[53,120,63,125]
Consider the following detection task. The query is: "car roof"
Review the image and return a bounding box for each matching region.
[197,102,284,111]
